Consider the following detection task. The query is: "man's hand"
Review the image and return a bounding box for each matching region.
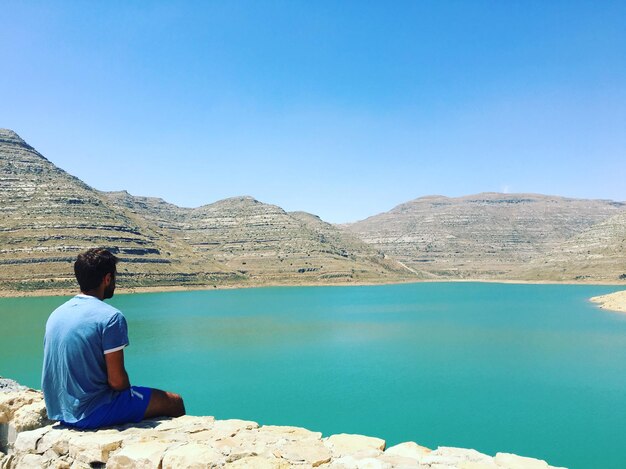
[104,349,131,391]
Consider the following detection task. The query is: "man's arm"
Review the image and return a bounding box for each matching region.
[104,349,130,391]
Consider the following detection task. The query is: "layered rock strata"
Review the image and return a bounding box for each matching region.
[343,194,626,281]
[0,379,565,469]
[0,129,409,293]
[3,127,625,290]
[521,211,626,281]
[102,192,408,286]
[0,129,211,291]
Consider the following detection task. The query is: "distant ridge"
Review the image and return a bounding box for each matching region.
[520,209,626,281]
[342,193,626,281]
[0,129,408,293]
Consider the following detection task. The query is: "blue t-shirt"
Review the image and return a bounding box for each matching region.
[41,294,129,423]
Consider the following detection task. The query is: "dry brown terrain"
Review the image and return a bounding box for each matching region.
[2,128,625,296]
[0,129,410,294]
[343,194,626,282]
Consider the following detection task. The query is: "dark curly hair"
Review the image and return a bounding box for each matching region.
[74,248,119,292]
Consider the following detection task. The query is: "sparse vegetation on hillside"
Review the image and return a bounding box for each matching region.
[342,194,626,282]
[0,129,410,294]
[1,129,625,294]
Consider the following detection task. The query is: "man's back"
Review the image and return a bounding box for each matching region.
[42,294,128,423]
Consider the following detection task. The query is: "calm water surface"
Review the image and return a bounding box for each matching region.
[1,283,626,469]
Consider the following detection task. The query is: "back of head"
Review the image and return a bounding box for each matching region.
[74,248,119,292]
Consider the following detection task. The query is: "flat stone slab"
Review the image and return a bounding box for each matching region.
[0,379,28,394]
[0,386,569,468]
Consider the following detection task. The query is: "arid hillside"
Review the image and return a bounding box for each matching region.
[2,128,625,294]
[0,129,409,293]
[102,191,408,286]
[342,193,626,282]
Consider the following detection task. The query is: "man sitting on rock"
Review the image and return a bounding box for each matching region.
[42,248,185,429]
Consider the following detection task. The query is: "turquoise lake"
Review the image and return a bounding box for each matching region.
[1,283,626,469]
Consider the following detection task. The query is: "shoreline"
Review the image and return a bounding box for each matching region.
[590,290,626,314]
[1,277,624,299]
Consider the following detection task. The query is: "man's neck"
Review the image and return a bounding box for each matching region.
[80,290,104,300]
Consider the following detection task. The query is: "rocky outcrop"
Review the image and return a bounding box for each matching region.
[0,379,51,455]
[0,380,566,469]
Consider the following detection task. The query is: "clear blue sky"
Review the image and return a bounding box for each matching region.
[1,1,625,223]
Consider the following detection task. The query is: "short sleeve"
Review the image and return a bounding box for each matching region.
[102,312,129,354]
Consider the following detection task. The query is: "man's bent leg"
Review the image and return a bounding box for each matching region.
[144,388,185,419]
[67,386,153,429]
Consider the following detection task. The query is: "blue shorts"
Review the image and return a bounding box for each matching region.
[64,386,153,429]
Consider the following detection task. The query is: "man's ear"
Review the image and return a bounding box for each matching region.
[103,272,113,286]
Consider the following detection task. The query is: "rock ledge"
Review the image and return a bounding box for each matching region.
[0,381,566,468]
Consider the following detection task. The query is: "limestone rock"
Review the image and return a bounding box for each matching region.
[11,453,45,468]
[0,389,51,453]
[384,441,431,461]
[12,400,51,432]
[259,424,323,440]
[13,426,50,453]
[224,455,291,468]
[377,452,423,468]
[430,447,493,465]
[276,438,332,466]
[188,429,223,443]
[38,427,71,456]
[494,452,549,469]
[225,449,258,463]
[161,442,224,469]
[0,381,568,469]
[209,419,259,439]
[68,432,123,464]
[106,441,171,469]
[0,455,14,469]
[458,461,500,469]
[0,379,27,394]
[154,415,215,433]
[0,390,44,424]
[591,290,626,314]
[329,454,391,469]
[324,433,386,458]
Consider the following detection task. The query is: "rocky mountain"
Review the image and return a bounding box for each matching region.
[0,129,230,292]
[0,129,408,293]
[520,209,626,281]
[2,128,624,292]
[101,192,407,286]
[343,193,626,281]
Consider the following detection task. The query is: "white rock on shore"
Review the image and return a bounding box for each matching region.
[0,379,567,469]
[590,290,626,313]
